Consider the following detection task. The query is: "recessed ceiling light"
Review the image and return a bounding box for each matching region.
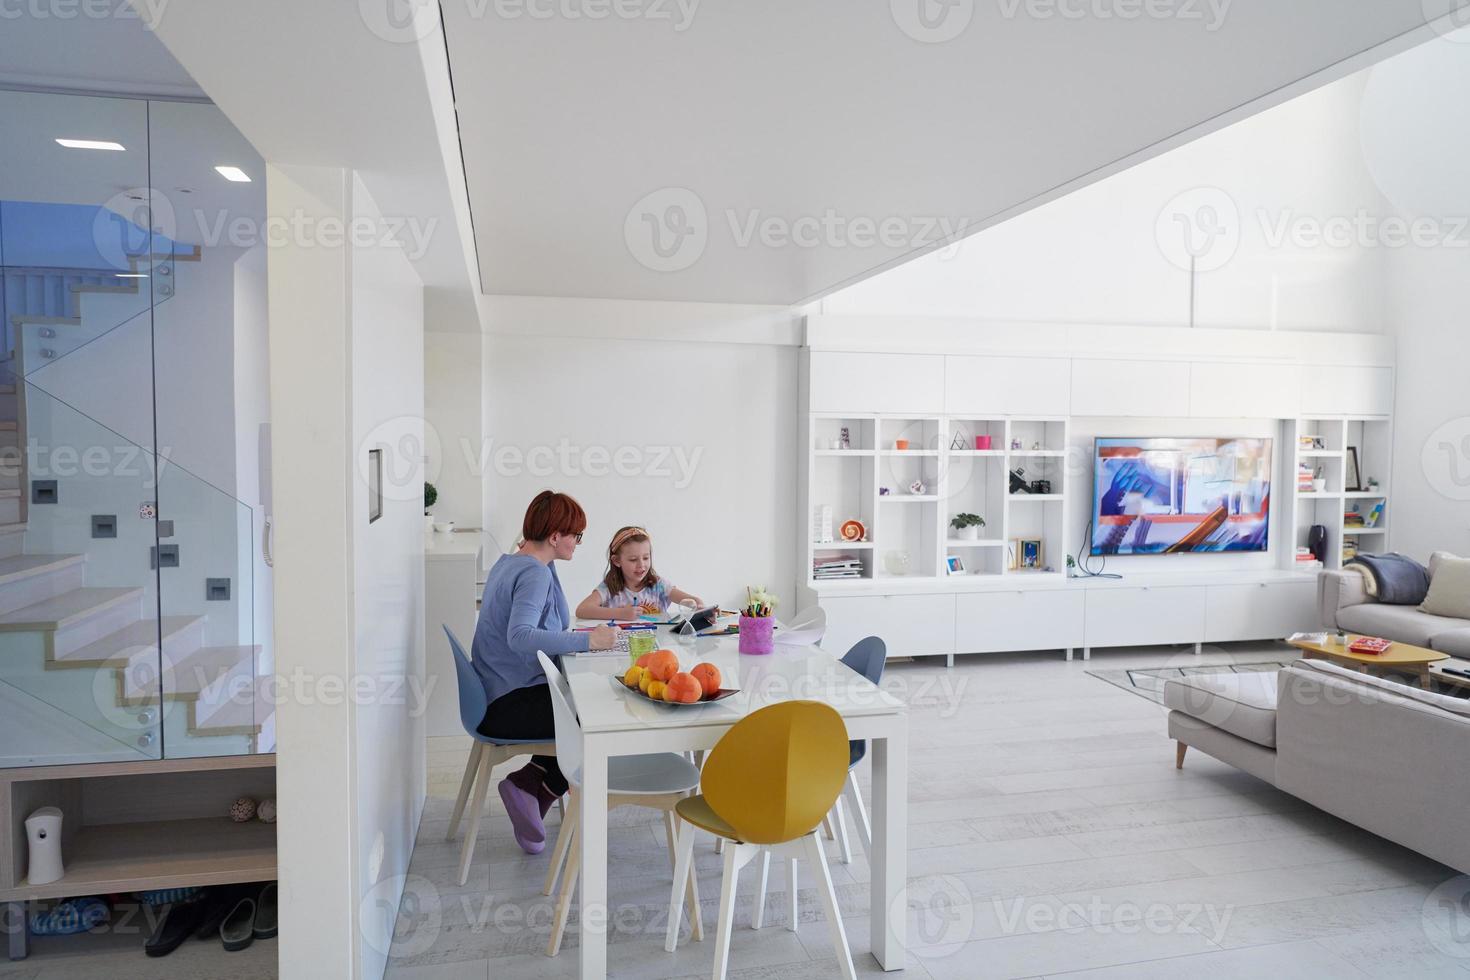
[215,166,251,183]
[56,139,126,151]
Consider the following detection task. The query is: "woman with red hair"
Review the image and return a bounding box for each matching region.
[472,490,616,853]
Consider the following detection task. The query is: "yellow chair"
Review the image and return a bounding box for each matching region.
[664,701,855,980]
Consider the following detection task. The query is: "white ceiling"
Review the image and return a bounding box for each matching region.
[0,11,203,100]
[442,0,1470,306]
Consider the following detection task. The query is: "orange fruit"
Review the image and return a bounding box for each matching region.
[623,665,645,689]
[646,649,680,683]
[690,662,721,699]
[663,672,702,704]
[639,671,655,694]
[635,653,653,669]
[647,679,667,701]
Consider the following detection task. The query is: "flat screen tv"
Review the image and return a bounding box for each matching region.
[1091,437,1272,556]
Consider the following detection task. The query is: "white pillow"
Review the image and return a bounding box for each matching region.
[1421,553,1470,619]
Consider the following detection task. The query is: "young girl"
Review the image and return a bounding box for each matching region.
[576,526,704,620]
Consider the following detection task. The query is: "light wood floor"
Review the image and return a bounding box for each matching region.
[3,641,1464,978]
[383,642,1470,980]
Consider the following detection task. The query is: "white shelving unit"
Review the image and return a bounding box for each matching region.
[1287,416,1392,571]
[803,414,1070,586]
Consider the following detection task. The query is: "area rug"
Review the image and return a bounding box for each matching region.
[1087,657,1301,705]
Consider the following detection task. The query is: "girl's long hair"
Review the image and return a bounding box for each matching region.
[602,526,660,596]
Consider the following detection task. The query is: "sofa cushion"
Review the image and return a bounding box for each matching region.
[1336,602,1468,648]
[1430,629,1470,658]
[1291,657,1470,717]
[1422,554,1470,619]
[1162,671,1278,748]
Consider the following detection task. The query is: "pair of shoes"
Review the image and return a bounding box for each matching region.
[501,764,562,854]
[221,882,279,952]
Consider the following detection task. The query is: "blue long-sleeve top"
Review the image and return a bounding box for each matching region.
[472,553,590,708]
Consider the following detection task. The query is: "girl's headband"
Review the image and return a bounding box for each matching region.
[609,526,649,554]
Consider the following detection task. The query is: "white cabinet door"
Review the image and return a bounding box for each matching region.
[1189,362,1301,419]
[955,589,1085,653]
[944,356,1070,416]
[1204,581,1318,642]
[1301,366,1394,416]
[1084,586,1207,648]
[1071,359,1190,418]
[820,593,955,659]
[809,352,945,415]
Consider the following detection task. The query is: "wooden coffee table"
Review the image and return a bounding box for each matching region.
[1288,633,1449,690]
[1430,657,1470,694]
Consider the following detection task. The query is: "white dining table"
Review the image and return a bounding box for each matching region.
[563,626,909,979]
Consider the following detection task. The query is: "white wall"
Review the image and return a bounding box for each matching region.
[268,164,426,980]
[819,76,1389,334]
[483,298,800,610]
[350,174,427,980]
[424,329,482,530]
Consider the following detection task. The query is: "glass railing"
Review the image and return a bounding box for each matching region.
[0,368,263,766]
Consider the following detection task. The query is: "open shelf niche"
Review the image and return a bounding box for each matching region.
[803,413,1071,587]
[1286,416,1391,571]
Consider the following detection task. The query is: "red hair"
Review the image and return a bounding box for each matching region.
[521,490,587,543]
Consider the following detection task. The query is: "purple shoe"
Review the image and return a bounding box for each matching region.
[498,777,546,854]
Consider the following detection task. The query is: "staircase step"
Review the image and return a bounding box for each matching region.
[54,615,204,669]
[0,587,143,657]
[123,644,259,702]
[0,523,27,559]
[192,682,270,735]
[0,553,83,588]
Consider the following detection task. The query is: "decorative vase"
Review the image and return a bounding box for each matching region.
[975,435,992,450]
[739,615,774,655]
[883,550,911,576]
[424,515,435,534]
[958,524,980,541]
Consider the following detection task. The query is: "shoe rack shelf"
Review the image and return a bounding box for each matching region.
[1,754,276,960]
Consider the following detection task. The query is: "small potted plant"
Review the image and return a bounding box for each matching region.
[424,482,438,534]
[740,586,778,655]
[950,513,985,541]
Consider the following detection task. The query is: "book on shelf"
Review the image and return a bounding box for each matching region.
[813,554,864,580]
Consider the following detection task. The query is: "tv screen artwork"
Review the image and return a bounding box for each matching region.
[1092,437,1272,556]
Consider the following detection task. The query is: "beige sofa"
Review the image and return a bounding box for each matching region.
[1318,568,1470,657]
[1165,658,1470,873]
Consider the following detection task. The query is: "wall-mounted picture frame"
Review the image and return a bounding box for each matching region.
[1345,446,1363,492]
[945,555,965,576]
[1014,537,1043,570]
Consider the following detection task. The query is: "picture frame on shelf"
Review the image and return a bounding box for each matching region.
[1346,446,1363,492]
[1015,538,1043,570]
[945,555,965,576]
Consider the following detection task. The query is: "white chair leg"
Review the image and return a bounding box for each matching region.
[714,836,725,855]
[543,789,579,896]
[752,851,771,929]
[557,796,565,820]
[445,743,484,841]
[821,813,836,840]
[457,745,496,886]
[843,773,872,861]
[546,825,581,957]
[801,832,856,980]
[665,821,698,952]
[664,811,703,941]
[832,797,852,865]
[711,843,757,980]
[786,858,798,932]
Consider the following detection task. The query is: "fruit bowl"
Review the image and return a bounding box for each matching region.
[619,654,736,706]
[615,678,740,706]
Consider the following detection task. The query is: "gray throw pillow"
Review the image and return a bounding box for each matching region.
[1422,553,1470,619]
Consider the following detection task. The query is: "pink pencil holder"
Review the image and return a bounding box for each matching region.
[975,435,992,450]
[739,615,774,655]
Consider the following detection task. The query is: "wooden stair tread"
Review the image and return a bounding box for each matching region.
[0,587,141,631]
[0,488,19,499]
[194,686,269,733]
[0,422,16,431]
[0,552,83,586]
[144,645,260,698]
[58,615,204,666]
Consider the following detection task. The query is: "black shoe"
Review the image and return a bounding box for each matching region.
[193,885,250,941]
[253,883,277,940]
[145,901,206,958]
[220,897,256,952]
